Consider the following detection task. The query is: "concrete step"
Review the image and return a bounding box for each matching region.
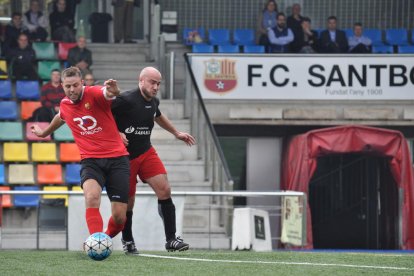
[93,52,147,63]
[88,43,150,53]
[152,120,191,140]
[164,160,204,181]
[91,63,155,80]
[157,100,185,119]
[183,234,231,250]
[152,143,197,161]
[183,207,223,228]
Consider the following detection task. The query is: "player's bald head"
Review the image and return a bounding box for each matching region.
[139,67,162,81]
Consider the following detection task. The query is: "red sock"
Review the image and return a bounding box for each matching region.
[105,216,125,238]
[85,208,103,234]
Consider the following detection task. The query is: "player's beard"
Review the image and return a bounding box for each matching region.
[142,87,157,99]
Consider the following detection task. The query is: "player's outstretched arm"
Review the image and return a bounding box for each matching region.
[155,114,196,146]
[104,79,121,98]
[31,113,65,138]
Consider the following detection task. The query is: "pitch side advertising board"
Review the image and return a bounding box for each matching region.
[189,54,414,100]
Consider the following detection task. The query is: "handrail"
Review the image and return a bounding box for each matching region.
[183,53,234,186]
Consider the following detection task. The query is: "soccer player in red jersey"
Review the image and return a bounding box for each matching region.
[31,66,129,239]
[112,67,196,254]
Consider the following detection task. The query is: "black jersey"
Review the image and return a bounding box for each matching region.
[111,88,162,159]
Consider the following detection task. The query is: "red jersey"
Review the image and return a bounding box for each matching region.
[59,86,128,159]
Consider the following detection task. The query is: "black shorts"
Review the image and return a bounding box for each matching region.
[80,156,130,203]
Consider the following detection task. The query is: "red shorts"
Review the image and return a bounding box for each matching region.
[129,146,167,197]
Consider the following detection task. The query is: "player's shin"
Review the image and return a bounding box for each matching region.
[158,197,176,241]
[105,216,125,238]
[86,207,104,234]
[121,210,134,242]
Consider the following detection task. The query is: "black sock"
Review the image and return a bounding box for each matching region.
[122,210,134,242]
[158,197,176,242]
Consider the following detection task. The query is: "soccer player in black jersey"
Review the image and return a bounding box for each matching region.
[112,67,196,254]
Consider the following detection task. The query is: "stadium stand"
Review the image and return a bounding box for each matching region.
[59,143,81,162]
[38,61,61,80]
[0,80,12,99]
[218,45,240,53]
[32,42,56,60]
[43,186,68,206]
[0,101,18,120]
[71,186,82,191]
[192,44,214,53]
[208,29,231,45]
[32,143,57,162]
[233,29,255,45]
[58,42,77,60]
[65,164,81,184]
[372,45,394,53]
[13,186,39,207]
[344,28,353,38]
[183,27,205,45]
[0,164,4,184]
[397,45,414,53]
[21,101,42,120]
[16,80,40,100]
[53,124,74,141]
[3,142,29,162]
[363,29,384,46]
[8,164,35,184]
[385,28,409,46]
[0,122,23,141]
[0,60,8,79]
[243,45,265,53]
[37,164,63,185]
[0,186,12,207]
[25,122,52,141]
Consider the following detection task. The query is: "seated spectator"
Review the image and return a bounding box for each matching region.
[49,0,76,42]
[31,69,65,122]
[293,17,318,53]
[3,12,30,56]
[186,30,203,44]
[287,3,304,52]
[83,73,96,86]
[267,13,294,53]
[256,0,278,51]
[348,23,372,53]
[68,36,92,74]
[7,33,38,80]
[23,0,49,42]
[319,16,348,53]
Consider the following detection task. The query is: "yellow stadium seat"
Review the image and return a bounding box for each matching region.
[8,164,35,184]
[32,143,57,162]
[71,186,83,192]
[3,142,29,162]
[43,186,68,206]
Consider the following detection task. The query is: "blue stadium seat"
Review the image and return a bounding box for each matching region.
[16,80,40,100]
[233,29,255,45]
[183,27,206,45]
[13,186,40,207]
[364,29,384,46]
[0,80,12,99]
[372,45,394,53]
[398,45,414,53]
[0,101,18,120]
[344,28,353,39]
[385,28,409,46]
[0,164,4,184]
[208,29,231,45]
[192,44,214,53]
[243,45,265,53]
[218,45,240,53]
[65,164,81,184]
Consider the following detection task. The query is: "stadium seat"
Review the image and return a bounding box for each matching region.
[208,29,231,45]
[59,143,81,162]
[372,45,394,53]
[398,45,414,53]
[0,80,12,99]
[344,28,353,39]
[0,101,18,120]
[71,186,82,191]
[65,164,81,184]
[54,124,74,141]
[21,101,42,120]
[192,44,214,53]
[43,186,68,207]
[0,122,23,141]
[233,29,255,45]
[58,42,77,60]
[364,29,384,46]
[13,186,39,207]
[32,42,56,60]
[183,27,206,45]
[26,122,51,141]
[16,80,40,100]
[0,186,12,207]
[37,164,63,184]
[38,61,60,80]
[218,45,240,53]
[0,59,8,79]
[3,142,29,162]
[385,28,409,46]
[32,143,57,162]
[8,164,35,184]
[0,164,4,184]
[243,45,265,53]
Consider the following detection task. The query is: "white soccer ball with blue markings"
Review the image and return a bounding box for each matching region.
[83,232,113,261]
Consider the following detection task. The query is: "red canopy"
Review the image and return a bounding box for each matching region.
[281,125,414,249]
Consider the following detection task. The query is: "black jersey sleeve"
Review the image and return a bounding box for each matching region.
[111,95,129,115]
[155,97,162,117]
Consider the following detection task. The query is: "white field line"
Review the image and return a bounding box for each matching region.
[139,253,414,271]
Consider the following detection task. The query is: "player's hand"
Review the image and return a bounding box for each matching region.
[31,124,46,138]
[104,79,120,97]
[119,132,129,146]
[175,132,196,146]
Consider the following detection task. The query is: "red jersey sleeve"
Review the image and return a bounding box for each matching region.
[85,86,115,110]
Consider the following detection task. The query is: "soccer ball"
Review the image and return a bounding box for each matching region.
[83,232,113,261]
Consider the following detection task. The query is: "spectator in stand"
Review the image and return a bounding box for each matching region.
[293,17,318,53]
[319,16,348,53]
[267,12,294,53]
[23,0,49,42]
[287,3,304,52]
[49,0,76,42]
[3,12,30,56]
[256,0,278,51]
[83,73,96,86]
[31,69,65,122]
[348,23,372,53]
[68,36,92,74]
[7,33,38,80]
[112,0,135,43]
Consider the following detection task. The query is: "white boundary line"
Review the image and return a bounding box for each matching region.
[139,254,414,271]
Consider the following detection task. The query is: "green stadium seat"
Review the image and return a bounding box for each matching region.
[54,123,74,141]
[33,42,56,60]
[8,164,35,184]
[0,122,23,141]
[38,61,60,80]
[32,143,57,162]
[3,142,29,162]
[26,122,52,141]
[14,186,39,207]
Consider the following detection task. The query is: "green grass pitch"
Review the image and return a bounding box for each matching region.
[0,250,413,275]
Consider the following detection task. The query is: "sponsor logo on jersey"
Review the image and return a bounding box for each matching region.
[145,105,152,109]
[73,115,102,135]
[85,102,91,110]
[204,58,237,93]
[125,126,135,133]
[133,126,151,135]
